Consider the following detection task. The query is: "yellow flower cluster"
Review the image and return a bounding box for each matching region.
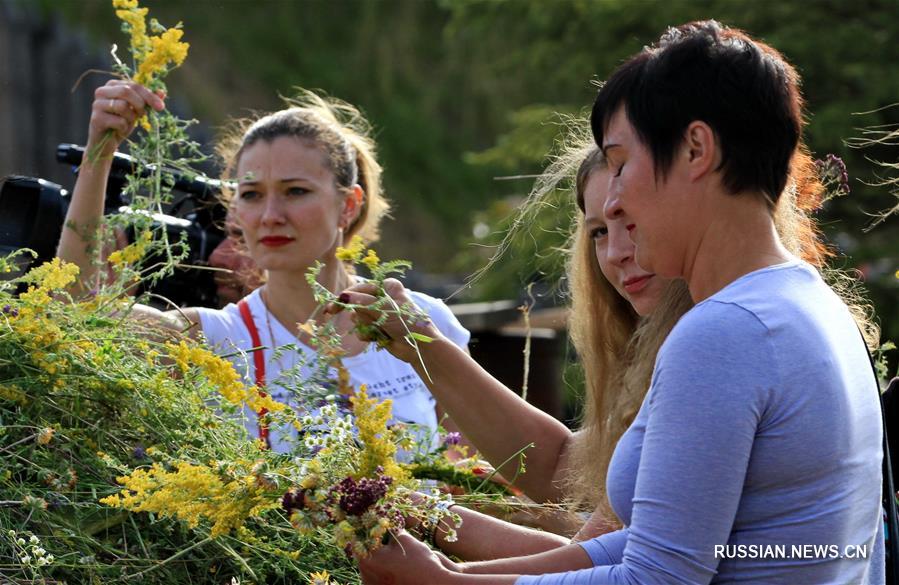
[166,340,247,405]
[113,0,189,87]
[164,340,296,431]
[362,249,380,270]
[101,460,279,537]
[7,261,82,379]
[351,386,408,483]
[113,0,151,60]
[335,235,365,263]
[135,28,189,86]
[108,229,153,268]
[0,385,26,405]
[23,257,80,291]
[246,388,288,416]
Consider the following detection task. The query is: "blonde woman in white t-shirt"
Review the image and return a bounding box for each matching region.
[56,80,469,452]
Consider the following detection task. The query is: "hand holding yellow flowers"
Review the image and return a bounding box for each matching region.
[86,0,187,158]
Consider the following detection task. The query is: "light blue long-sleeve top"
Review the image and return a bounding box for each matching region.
[519,260,884,584]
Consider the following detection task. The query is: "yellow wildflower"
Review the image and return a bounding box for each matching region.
[165,340,248,406]
[246,387,288,415]
[108,229,153,268]
[101,460,279,537]
[351,386,409,483]
[23,257,80,291]
[112,0,140,9]
[115,5,151,60]
[335,235,365,263]
[362,249,380,270]
[135,28,189,85]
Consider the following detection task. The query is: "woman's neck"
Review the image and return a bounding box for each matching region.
[261,262,351,334]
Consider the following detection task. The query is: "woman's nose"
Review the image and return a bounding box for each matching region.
[260,194,285,225]
[603,189,623,221]
[606,221,634,266]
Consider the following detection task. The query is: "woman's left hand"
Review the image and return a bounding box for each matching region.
[358,530,459,585]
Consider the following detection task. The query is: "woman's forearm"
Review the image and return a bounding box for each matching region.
[458,541,593,576]
[413,338,574,503]
[436,505,568,561]
[56,156,113,297]
[57,81,165,298]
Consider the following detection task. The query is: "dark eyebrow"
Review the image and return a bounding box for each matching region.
[237,177,311,186]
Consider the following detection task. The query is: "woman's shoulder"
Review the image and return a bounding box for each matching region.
[405,289,471,348]
[405,289,449,313]
[193,289,263,343]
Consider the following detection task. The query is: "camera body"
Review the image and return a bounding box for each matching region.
[0,144,227,308]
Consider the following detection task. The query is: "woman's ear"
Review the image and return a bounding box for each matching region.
[684,120,719,182]
[340,184,365,228]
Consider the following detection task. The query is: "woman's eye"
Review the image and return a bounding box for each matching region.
[614,163,625,178]
[590,226,608,240]
[286,186,309,196]
[238,190,259,200]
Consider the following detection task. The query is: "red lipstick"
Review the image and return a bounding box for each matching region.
[259,236,294,247]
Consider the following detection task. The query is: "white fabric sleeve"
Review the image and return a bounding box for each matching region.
[194,304,248,351]
[408,290,471,349]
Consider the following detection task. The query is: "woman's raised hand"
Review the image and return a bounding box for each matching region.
[88,80,165,157]
[328,278,443,364]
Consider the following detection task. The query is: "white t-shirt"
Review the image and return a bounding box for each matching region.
[196,287,470,453]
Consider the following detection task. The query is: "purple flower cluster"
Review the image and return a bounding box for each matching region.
[442,432,462,447]
[2,305,19,317]
[333,474,392,516]
[815,153,850,195]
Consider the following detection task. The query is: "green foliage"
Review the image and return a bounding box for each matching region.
[38,0,899,347]
[443,0,899,348]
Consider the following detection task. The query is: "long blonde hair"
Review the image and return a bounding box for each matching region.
[564,148,692,515]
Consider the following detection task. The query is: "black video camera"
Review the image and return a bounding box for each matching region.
[0,144,227,308]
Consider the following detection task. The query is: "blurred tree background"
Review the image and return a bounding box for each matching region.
[17,0,899,366]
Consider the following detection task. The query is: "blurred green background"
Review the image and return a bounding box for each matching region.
[9,0,899,370]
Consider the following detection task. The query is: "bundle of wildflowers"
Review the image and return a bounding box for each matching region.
[102,384,464,561]
[0,254,367,583]
[282,388,461,557]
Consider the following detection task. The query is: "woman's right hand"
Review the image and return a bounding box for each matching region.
[87,80,166,158]
[326,278,444,364]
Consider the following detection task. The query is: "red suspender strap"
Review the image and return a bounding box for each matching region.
[237,298,270,449]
